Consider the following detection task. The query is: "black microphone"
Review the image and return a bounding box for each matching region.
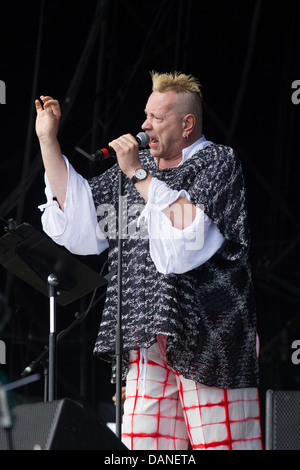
[88,132,149,162]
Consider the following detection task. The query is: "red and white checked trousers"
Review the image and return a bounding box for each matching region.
[121,335,263,450]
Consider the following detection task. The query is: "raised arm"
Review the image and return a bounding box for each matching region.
[35,96,68,211]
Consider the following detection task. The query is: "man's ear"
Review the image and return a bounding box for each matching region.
[182,113,196,133]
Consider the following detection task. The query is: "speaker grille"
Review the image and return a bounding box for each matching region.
[266,390,300,450]
[0,399,127,450]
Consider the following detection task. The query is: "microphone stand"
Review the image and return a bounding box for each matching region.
[115,169,124,440]
[47,274,59,402]
[74,133,150,442]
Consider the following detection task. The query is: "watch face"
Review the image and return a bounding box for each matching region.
[135,168,147,179]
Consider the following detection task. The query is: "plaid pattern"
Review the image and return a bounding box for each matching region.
[122,336,262,450]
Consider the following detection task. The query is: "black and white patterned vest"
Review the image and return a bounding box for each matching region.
[90,144,259,389]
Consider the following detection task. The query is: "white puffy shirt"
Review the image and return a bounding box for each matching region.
[39,136,225,274]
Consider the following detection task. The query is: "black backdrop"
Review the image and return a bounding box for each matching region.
[1,0,300,436]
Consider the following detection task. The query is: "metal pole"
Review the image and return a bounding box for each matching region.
[115,170,124,440]
[47,274,59,402]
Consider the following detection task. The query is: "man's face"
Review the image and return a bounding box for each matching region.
[141,91,185,163]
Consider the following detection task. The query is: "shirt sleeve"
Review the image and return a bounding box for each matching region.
[139,177,225,274]
[38,156,109,255]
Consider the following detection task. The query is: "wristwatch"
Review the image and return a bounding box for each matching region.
[131,167,148,185]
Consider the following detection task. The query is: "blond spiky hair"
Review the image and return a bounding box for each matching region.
[150,71,203,101]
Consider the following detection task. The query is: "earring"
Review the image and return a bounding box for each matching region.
[184,134,189,141]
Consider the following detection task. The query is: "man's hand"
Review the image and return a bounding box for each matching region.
[35,95,67,210]
[35,95,61,143]
[108,133,141,179]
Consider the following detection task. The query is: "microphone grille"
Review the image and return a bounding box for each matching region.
[136,132,150,148]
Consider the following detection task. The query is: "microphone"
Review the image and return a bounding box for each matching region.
[88,132,149,162]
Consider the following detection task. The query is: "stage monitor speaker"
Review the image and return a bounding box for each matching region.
[265,390,300,450]
[0,398,127,450]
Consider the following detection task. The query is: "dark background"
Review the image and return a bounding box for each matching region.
[1,0,300,440]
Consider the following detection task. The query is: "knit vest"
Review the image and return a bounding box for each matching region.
[90,144,259,389]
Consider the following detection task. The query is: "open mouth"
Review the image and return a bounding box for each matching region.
[150,138,159,145]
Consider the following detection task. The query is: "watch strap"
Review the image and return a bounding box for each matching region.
[131,168,148,185]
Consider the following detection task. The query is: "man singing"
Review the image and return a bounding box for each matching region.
[36,71,262,450]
